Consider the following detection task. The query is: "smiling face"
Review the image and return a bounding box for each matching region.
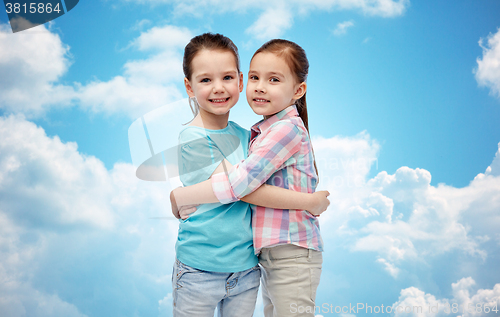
[246,52,306,118]
[184,49,243,117]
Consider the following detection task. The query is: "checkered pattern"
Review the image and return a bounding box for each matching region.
[211,106,323,254]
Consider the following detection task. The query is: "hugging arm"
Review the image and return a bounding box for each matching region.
[171,122,330,219]
[171,158,329,219]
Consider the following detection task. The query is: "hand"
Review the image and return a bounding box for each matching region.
[308,190,330,217]
[179,205,199,220]
[171,187,199,220]
[170,188,181,219]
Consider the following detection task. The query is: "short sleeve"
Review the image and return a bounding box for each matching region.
[178,131,224,186]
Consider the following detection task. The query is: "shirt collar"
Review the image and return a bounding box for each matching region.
[251,105,299,135]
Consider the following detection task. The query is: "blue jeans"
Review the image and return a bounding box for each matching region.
[172,259,261,317]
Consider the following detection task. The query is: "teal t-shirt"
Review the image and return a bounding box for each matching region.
[175,121,258,272]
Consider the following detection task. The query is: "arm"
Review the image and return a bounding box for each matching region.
[215,158,330,213]
[171,159,330,218]
[241,185,330,216]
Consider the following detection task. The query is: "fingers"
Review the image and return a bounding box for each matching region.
[180,207,197,214]
[179,206,197,220]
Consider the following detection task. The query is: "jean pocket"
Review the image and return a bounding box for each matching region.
[173,259,197,290]
[309,267,322,302]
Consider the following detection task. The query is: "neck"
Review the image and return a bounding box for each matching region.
[192,108,229,130]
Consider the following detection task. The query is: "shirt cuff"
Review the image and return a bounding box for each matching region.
[211,171,239,204]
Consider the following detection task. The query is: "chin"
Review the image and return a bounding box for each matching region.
[250,106,267,116]
[213,108,231,115]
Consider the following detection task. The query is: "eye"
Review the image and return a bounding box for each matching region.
[223,75,233,80]
[200,78,210,83]
[249,75,259,80]
[270,77,280,82]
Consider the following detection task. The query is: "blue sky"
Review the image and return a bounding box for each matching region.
[1,1,500,316]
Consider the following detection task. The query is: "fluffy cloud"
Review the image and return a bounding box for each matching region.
[1,1,409,117]
[0,24,74,117]
[245,5,294,41]
[475,28,500,99]
[333,20,355,36]
[76,25,191,118]
[0,115,115,229]
[0,115,178,316]
[0,23,191,118]
[391,277,500,317]
[314,135,500,278]
[1,114,499,316]
[122,0,409,39]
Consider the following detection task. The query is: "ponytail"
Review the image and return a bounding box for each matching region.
[295,92,318,180]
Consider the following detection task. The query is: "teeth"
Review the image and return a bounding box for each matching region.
[255,99,268,102]
[211,98,228,102]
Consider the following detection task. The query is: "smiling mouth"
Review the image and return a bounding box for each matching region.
[253,98,269,103]
[209,97,230,103]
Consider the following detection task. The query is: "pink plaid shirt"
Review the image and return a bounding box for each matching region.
[211,105,323,254]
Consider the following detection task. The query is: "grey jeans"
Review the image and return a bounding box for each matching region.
[259,244,323,317]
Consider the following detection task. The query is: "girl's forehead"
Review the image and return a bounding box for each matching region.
[195,49,235,61]
[192,49,239,70]
[250,52,291,72]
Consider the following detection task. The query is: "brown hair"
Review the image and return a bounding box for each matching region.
[183,33,240,118]
[252,39,319,178]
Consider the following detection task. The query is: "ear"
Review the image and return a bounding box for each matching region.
[238,72,244,93]
[184,78,195,98]
[293,82,307,101]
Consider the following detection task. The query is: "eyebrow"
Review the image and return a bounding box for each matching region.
[248,70,285,78]
[195,70,238,79]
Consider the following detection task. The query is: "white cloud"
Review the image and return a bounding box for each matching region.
[391,277,500,317]
[0,114,116,229]
[0,24,74,117]
[312,131,380,226]
[475,28,500,99]
[0,23,191,118]
[376,257,400,278]
[1,1,409,117]
[0,115,178,315]
[245,5,293,41]
[1,114,499,315]
[333,20,355,36]
[124,0,409,16]
[314,133,500,278]
[484,142,500,177]
[121,0,409,40]
[77,25,192,118]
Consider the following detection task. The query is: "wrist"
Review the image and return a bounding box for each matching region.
[170,189,180,219]
[305,193,316,213]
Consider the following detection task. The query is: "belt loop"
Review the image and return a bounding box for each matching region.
[308,248,312,259]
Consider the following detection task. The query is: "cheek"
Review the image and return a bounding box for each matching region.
[245,85,252,99]
[196,86,211,97]
[230,85,241,102]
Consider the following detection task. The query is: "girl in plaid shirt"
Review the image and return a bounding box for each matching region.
[172,39,328,316]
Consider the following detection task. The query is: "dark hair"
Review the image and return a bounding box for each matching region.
[183,33,240,118]
[252,39,318,178]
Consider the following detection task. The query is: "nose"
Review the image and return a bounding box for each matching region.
[213,80,225,93]
[255,80,265,93]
